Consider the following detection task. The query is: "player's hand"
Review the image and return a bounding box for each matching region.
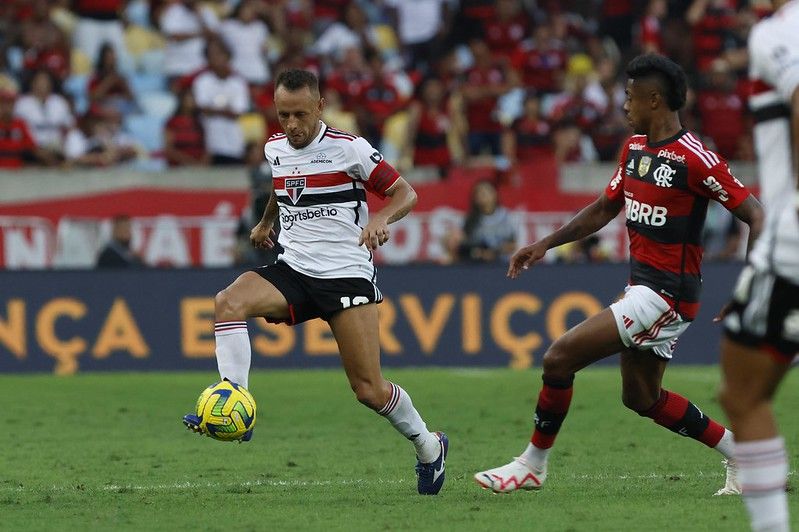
[713,301,733,323]
[250,222,276,249]
[359,218,390,251]
[507,241,547,279]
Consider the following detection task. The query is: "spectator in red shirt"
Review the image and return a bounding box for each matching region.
[356,51,406,148]
[0,88,55,168]
[599,0,635,51]
[502,91,553,166]
[511,21,568,95]
[164,89,209,167]
[637,0,667,54]
[482,0,529,61]
[17,0,70,82]
[324,47,371,111]
[696,59,746,160]
[462,38,514,156]
[686,0,738,72]
[406,78,452,179]
[88,43,138,116]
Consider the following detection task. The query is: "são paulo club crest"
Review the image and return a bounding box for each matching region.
[285,177,306,204]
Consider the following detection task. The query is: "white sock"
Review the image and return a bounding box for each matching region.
[520,443,549,470]
[214,321,251,389]
[378,382,440,463]
[736,437,790,532]
[715,429,735,459]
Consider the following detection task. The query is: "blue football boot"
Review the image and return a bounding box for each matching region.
[182,413,203,434]
[416,432,448,495]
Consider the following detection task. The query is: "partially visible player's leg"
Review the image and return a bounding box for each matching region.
[214,271,290,388]
[328,303,447,495]
[621,348,737,494]
[621,348,732,452]
[719,337,791,531]
[475,308,625,493]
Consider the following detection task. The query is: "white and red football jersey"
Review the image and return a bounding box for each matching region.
[264,121,401,280]
[748,0,799,210]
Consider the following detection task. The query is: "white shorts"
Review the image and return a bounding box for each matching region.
[609,285,691,359]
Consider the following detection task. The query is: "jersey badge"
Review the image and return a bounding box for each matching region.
[285,177,306,204]
[653,163,676,188]
[637,156,652,177]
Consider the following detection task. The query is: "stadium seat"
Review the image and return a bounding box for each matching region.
[128,72,167,96]
[70,49,92,76]
[239,113,266,144]
[124,114,165,153]
[139,92,177,120]
[62,75,90,113]
[137,49,166,75]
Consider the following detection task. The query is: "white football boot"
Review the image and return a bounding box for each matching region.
[474,457,547,493]
[714,459,741,495]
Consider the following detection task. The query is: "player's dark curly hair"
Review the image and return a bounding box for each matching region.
[625,54,688,111]
[275,69,320,97]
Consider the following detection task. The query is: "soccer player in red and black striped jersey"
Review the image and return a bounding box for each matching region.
[475,54,764,495]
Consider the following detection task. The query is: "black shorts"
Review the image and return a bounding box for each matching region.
[723,265,799,363]
[252,261,382,325]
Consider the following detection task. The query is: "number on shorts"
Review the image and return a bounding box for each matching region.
[340,296,369,309]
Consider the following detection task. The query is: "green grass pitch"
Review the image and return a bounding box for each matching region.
[1,366,796,531]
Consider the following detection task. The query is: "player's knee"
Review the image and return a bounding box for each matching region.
[541,340,573,379]
[350,379,386,410]
[622,388,657,413]
[718,384,752,421]
[215,288,244,320]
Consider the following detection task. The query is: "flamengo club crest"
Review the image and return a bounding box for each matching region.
[285,173,306,205]
[653,163,676,188]
[637,156,652,177]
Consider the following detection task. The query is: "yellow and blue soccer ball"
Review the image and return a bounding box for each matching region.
[194,380,256,441]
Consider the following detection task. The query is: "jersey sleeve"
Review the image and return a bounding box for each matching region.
[688,156,750,210]
[346,137,401,199]
[772,45,799,102]
[603,141,630,201]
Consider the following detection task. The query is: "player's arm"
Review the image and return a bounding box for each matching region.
[250,190,278,249]
[507,192,623,278]
[359,177,417,251]
[729,194,764,256]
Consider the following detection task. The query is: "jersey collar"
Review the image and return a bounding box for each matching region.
[646,128,686,148]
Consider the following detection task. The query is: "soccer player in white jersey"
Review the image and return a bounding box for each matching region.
[183,69,448,495]
[717,1,799,529]
[747,0,799,209]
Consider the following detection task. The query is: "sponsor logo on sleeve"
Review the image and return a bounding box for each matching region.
[702,176,729,202]
[610,168,623,190]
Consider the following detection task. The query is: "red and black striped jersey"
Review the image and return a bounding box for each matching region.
[605,130,751,320]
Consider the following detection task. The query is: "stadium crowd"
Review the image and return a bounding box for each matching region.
[0,0,768,175]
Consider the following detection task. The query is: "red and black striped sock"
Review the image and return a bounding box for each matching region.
[637,389,725,447]
[530,375,575,450]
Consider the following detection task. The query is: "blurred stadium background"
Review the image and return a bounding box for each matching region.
[0,0,772,372]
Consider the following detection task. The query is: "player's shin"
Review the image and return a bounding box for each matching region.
[521,374,575,468]
[737,437,790,532]
[637,389,732,453]
[214,321,251,389]
[378,382,440,463]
